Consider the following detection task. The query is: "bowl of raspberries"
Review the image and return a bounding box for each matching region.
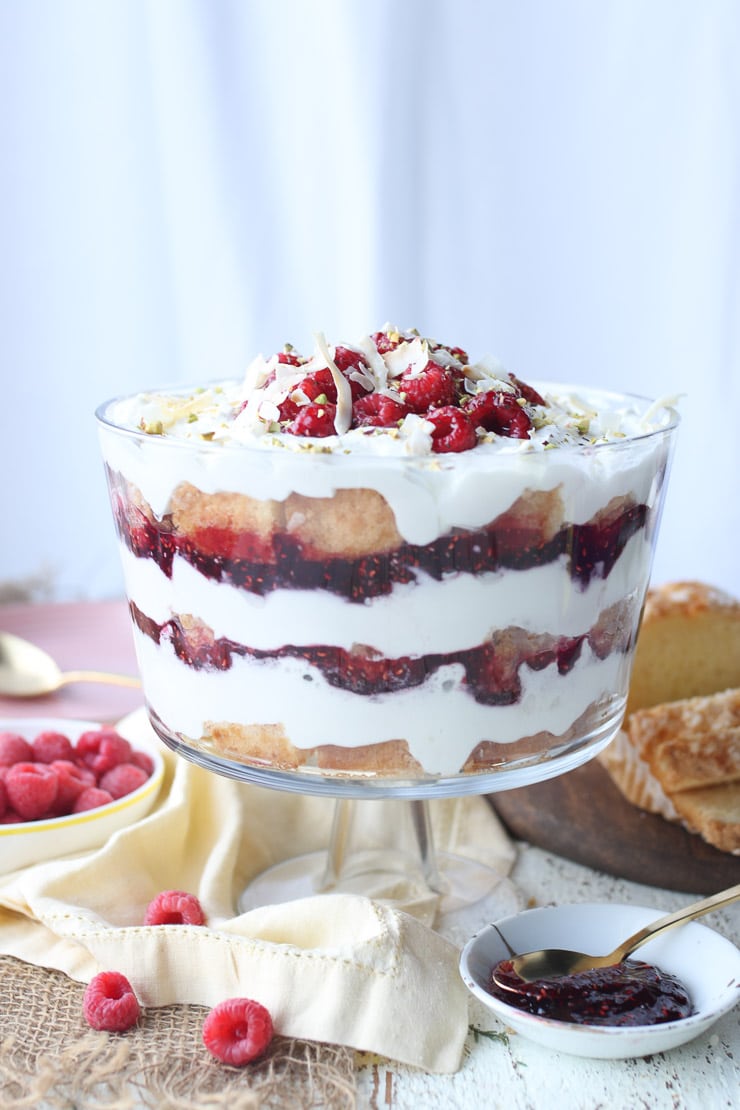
[0,718,165,874]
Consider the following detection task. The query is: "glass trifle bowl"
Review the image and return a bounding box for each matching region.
[96,328,678,918]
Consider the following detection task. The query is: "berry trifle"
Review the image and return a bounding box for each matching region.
[97,327,678,793]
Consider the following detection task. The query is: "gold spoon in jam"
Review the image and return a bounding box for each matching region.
[492,881,740,988]
[0,631,140,697]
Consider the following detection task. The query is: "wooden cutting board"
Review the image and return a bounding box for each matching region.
[489,760,740,894]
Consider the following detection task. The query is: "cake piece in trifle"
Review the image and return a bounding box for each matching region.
[97,326,678,787]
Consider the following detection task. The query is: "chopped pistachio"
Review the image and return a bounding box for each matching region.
[141,420,164,436]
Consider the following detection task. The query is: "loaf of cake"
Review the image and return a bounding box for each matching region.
[626,581,740,715]
[601,581,740,852]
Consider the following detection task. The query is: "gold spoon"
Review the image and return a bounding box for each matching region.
[0,630,141,697]
[492,881,740,988]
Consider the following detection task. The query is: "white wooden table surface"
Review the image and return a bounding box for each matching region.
[357,843,740,1110]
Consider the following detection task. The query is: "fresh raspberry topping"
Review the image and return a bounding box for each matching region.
[447,344,469,365]
[276,350,304,367]
[510,374,546,406]
[202,997,274,1066]
[399,360,458,413]
[352,392,410,428]
[0,777,7,818]
[99,763,149,799]
[297,368,338,404]
[289,402,338,437]
[296,361,369,408]
[73,786,115,812]
[332,345,366,373]
[32,730,74,764]
[5,762,59,820]
[276,394,302,423]
[144,890,206,926]
[464,390,533,439]
[425,406,477,453]
[0,732,33,766]
[76,730,133,774]
[83,971,141,1032]
[332,346,371,399]
[372,329,404,354]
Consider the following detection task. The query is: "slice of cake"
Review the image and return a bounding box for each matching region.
[601,581,740,852]
[627,689,740,788]
[626,581,740,715]
[670,783,740,854]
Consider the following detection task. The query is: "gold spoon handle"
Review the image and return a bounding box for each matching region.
[59,670,141,690]
[611,881,740,963]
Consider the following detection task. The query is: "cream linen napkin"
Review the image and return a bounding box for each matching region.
[0,709,517,1074]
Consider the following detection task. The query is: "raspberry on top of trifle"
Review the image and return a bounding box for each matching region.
[117,324,664,457]
[99,326,678,782]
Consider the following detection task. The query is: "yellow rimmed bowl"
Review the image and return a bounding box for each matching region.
[0,717,165,874]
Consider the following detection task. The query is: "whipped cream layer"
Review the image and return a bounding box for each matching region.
[132,628,629,778]
[100,424,670,546]
[118,533,650,656]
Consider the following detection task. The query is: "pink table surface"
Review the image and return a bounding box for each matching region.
[0,600,144,725]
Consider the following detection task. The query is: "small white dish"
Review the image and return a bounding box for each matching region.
[0,717,165,874]
[460,902,740,1059]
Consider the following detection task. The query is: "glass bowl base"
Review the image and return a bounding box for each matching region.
[237,847,523,937]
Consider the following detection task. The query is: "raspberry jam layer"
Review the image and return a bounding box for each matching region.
[111,485,648,604]
[129,602,632,707]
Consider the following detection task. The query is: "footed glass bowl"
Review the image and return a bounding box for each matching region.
[96,378,677,925]
[97,384,677,797]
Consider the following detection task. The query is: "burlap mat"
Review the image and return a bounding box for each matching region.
[0,955,357,1109]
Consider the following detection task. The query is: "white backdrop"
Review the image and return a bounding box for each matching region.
[1,0,738,601]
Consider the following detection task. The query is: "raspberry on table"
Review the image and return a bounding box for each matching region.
[32,730,74,764]
[5,761,59,820]
[144,889,206,926]
[83,970,141,1032]
[0,732,33,766]
[202,997,274,1066]
[425,406,477,453]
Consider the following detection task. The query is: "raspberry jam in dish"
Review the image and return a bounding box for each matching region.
[488,958,694,1027]
[96,326,679,790]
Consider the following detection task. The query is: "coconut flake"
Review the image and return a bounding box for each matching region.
[313,331,352,435]
[384,336,429,379]
[355,334,389,391]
